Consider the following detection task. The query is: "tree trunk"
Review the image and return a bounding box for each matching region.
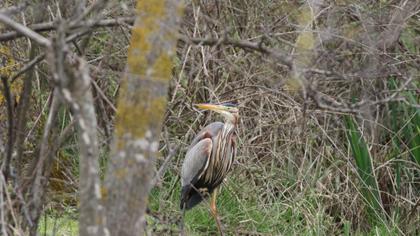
[104,0,184,235]
[68,57,106,236]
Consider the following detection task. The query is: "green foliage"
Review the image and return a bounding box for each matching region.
[400,28,419,54]
[404,92,420,166]
[13,0,417,235]
[388,79,420,184]
[147,169,341,235]
[38,210,78,236]
[344,116,384,225]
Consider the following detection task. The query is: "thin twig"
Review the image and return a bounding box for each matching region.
[70,0,110,26]
[91,78,117,113]
[11,53,46,83]
[180,36,293,69]
[8,16,130,84]
[23,91,52,144]
[56,120,76,147]
[306,75,416,114]
[151,147,178,187]
[29,90,61,225]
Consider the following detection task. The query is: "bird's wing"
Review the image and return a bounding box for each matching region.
[188,122,223,149]
[180,122,226,210]
[181,138,213,187]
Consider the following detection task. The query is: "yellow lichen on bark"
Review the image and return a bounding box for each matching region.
[294,5,315,57]
[286,4,317,91]
[104,0,185,234]
[136,0,165,16]
[127,0,166,76]
[296,31,315,51]
[127,26,150,75]
[296,6,313,26]
[151,53,173,81]
[113,0,180,145]
[115,88,167,142]
[0,46,23,112]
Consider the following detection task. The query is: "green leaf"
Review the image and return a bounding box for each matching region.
[344,116,384,225]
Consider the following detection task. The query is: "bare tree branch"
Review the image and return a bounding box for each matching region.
[307,76,416,113]
[62,56,108,236]
[47,20,107,236]
[91,78,117,113]
[10,53,45,83]
[0,76,14,182]
[0,17,135,42]
[151,147,178,187]
[180,36,293,69]
[0,13,51,47]
[28,90,61,234]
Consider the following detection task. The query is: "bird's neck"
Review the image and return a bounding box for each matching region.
[223,122,235,133]
[223,116,237,135]
[224,113,238,128]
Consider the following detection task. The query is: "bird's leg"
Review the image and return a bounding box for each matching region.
[210,188,224,236]
[179,206,186,236]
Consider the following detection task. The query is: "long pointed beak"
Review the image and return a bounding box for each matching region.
[194,103,226,112]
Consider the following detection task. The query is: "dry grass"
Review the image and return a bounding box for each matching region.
[0,0,418,235]
[151,1,420,235]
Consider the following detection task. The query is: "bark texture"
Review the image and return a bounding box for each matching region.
[68,56,106,236]
[104,0,184,235]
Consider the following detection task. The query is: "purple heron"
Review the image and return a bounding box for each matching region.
[180,102,239,235]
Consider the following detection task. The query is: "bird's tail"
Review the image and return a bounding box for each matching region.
[180,184,206,210]
[180,185,190,210]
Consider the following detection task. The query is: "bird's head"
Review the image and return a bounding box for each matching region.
[194,102,239,125]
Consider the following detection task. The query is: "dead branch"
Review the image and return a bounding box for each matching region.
[0,17,135,42]
[180,36,293,69]
[28,91,61,233]
[0,76,14,182]
[91,78,117,113]
[70,0,110,26]
[307,76,416,114]
[0,13,51,47]
[14,47,37,188]
[151,147,178,187]
[10,53,45,83]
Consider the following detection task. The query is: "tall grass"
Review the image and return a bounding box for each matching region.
[343,77,419,232]
[404,91,420,166]
[21,1,419,235]
[389,79,420,195]
[344,116,385,225]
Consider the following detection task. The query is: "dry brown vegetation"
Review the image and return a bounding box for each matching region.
[0,0,419,235]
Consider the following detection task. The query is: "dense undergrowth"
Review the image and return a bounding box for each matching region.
[0,0,418,235]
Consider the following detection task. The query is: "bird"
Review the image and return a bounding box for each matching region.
[180,102,239,235]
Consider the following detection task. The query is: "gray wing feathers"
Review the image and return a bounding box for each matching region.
[181,138,213,186]
[188,122,223,149]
